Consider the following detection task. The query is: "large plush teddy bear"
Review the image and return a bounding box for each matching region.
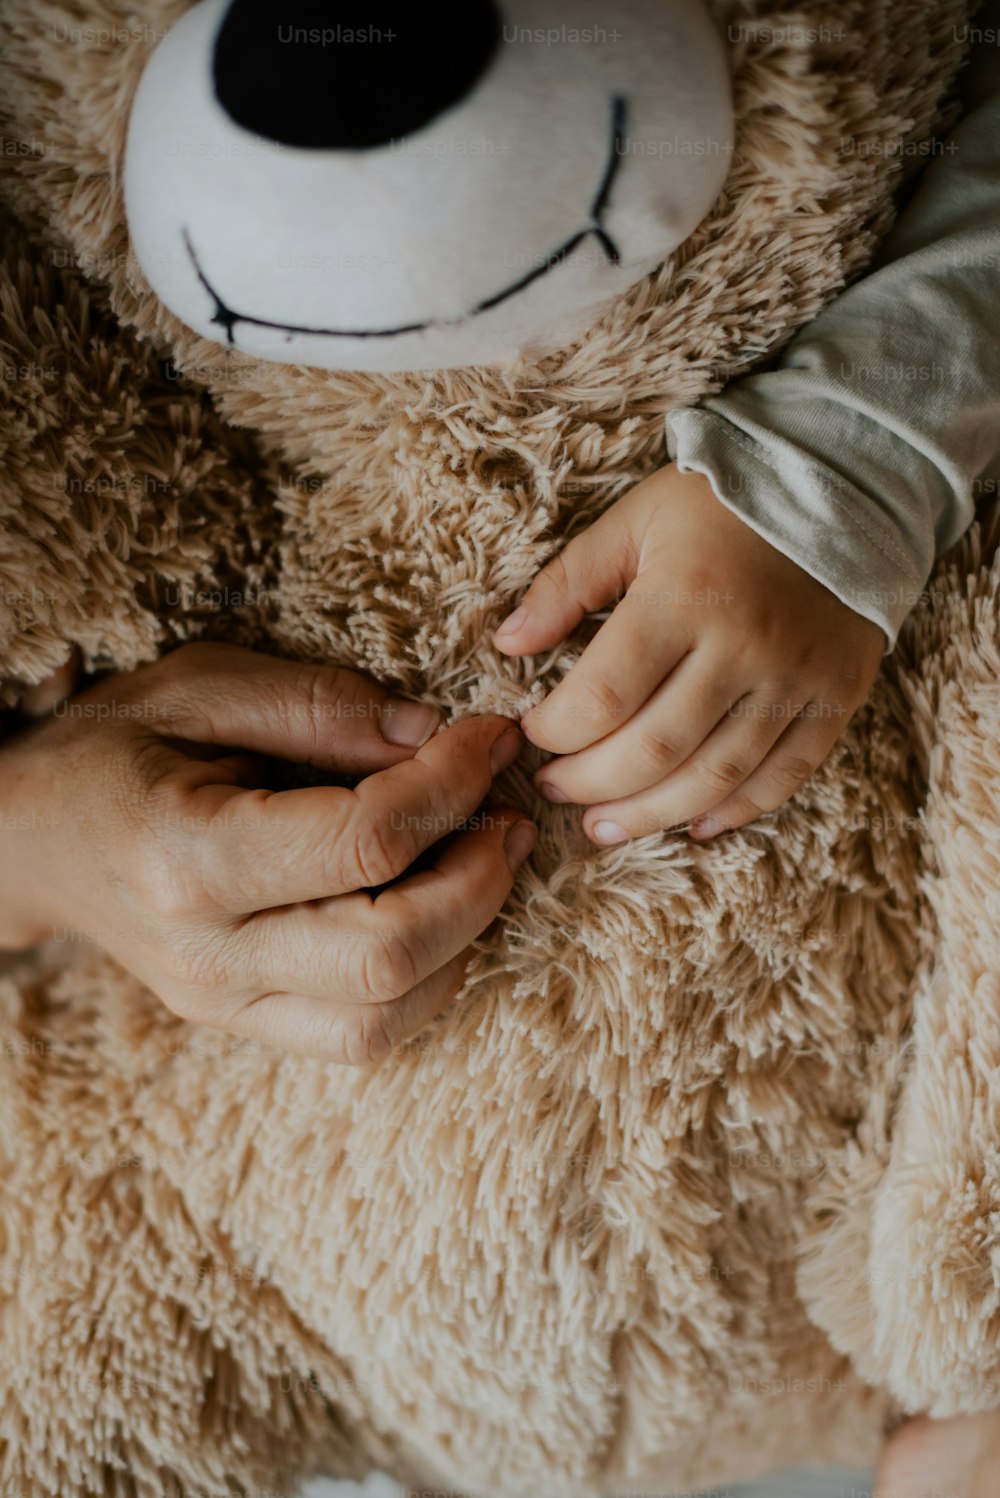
[2,1,1000,1495]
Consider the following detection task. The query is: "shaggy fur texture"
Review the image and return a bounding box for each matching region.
[1,0,999,1494]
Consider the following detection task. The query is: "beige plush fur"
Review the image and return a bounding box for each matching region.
[2,0,999,1494]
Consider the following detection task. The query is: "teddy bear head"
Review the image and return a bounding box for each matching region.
[124,0,734,371]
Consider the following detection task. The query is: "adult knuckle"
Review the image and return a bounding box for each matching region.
[330,1006,400,1067]
[263,666,326,755]
[357,1006,400,1064]
[301,662,356,723]
[348,811,417,889]
[356,929,419,1004]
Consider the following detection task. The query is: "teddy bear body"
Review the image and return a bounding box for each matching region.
[2,2,1000,1494]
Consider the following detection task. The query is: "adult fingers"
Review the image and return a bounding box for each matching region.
[533,647,732,801]
[224,813,537,1062]
[178,713,525,911]
[492,502,639,657]
[688,710,848,839]
[581,690,815,843]
[220,950,474,1065]
[521,590,691,756]
[141,641,443,774]
[239,807,536,1005]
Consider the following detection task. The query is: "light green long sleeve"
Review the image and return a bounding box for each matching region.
[666,0,1000,646]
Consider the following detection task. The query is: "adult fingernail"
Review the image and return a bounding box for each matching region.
[504,820,537,872]
[535,779,569,803]
[690,815,726,840]
[494,606,527,640]
[490,726,524,776]
[381,699,441,747]
[592,819,629,845]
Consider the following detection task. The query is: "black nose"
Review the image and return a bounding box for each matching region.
[213,0,502,150]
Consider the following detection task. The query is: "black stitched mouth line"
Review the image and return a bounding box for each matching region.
[181,94,627,345]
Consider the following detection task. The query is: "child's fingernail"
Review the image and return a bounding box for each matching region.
[381,700,441,747]
[592,819,629,845]
[690,815,725,840]
[535,779,569,803]
[504,820,537,872]
[494,607,527,639]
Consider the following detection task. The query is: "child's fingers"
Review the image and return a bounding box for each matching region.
[687,713,844,839]
[532,650,737,800]
[521,589,691,756]
[492,509,638,657]
[580,693,821,843]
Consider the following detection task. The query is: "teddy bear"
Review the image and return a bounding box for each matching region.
[1,0,999,1495]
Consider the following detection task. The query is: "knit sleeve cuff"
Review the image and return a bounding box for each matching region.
[665,405,933,650]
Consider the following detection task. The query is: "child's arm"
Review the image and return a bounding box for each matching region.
[664,0,1000,651]
[495,7,1000,844]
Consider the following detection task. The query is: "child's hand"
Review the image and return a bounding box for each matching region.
[494,464,884,842]
[0,643,533,1062]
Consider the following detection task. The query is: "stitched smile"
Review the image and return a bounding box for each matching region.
[182,95,628,345]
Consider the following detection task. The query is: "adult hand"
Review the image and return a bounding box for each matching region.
[0,643,534,1063]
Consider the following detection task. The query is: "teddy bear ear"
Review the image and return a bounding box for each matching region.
[212,0,503,151]
[124,0,734,374]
